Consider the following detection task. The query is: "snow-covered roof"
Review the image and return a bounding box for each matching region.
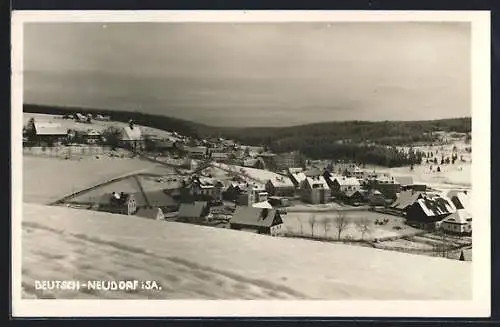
[416,195,455,217]
[252,201,273,209]
[304,176,330,189]
[442,209,472,224]
[33,122,68,136]
[288,167,304,174]
[292,172,307,184]
[121,125,142,141]
[446,191,470,211]
[335,177,361,187]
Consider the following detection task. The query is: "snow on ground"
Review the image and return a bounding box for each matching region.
[23,113,176,139]
[283,211,420,241]
[22,203,471,300]
[23,156,163,204]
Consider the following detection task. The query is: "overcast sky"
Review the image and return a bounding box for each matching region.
[23,22,471,127]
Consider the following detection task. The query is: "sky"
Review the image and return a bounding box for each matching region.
[23,22,471,127]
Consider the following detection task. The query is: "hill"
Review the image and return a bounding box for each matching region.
[22,203,471,300]
[24,104,471,165]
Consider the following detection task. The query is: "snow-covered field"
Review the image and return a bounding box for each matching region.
[23,113,178,139]
[283,211,420,241]
[22,203,471,300]
[23,156,163,204]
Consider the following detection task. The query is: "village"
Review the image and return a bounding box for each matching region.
[23,112,473,261]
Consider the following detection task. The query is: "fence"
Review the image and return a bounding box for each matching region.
[23,145,123,159]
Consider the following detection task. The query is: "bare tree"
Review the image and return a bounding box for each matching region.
[320,216,332,238]
[308,214,317,238]
[297,217,304,236]
[355,217,371,240]
[334,211,350,240]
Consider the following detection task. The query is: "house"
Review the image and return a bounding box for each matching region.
[210,152,230,162]
[177,201,209,222]
[446,190,470,211]
[368,176,402,201]
[189,176,224,203]
[329,176,361,197]
[405,194,455,229]
[134,190,179,213]
[120,120,145,152]
[265,175,296,197]
[440,209,472,235]
[394,176,414,191]
[230,207,284,236]
[390,190,426,215]
[344,190,366,206]
[268,196,290,208]
[135,207,165,220]
[288,167,304,174]
[97,192,137,216]
[289,171,307,188]
[252,200,273,209]
[84,129,101,145]
[184,146,208,159]
[229,182,268,206]
[25,118,68,146]
[367,189,386,206]
[300,176,331,204]
[333,163,360,177]
[243,157,266,170]
[94,114,111,121]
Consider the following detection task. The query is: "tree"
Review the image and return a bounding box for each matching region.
[320,216,332,238]
[334,211,350,240]
[308,214,317,238]
[102,126,123,150]
[297,217,304,236]
[459,250,465,261]
[355,217,371,240]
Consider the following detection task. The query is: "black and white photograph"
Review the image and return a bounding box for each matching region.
[11,11,490,317]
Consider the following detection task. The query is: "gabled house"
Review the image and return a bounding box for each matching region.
[394,176,414,191]
[177,201,209,222]
[368,176,402,201]
[25,118,68,146]
[84,129,101,145]
[440,209,472,235]
[134,190,179,213]
[120,120,144,152]
[242,157,267,170]
[265,175,296,197]
[184,146,208,159]
[97,192,137,216]
[406,194,455,229]
[300,176,331,204]
[446,190,470,211]
[367,189,386,206]
[230,207,284,236]
[329,176,361,197]
[390,190,426,215]
[344,190,366,205]
[289,172,307,188]
[189,176,224,203]
[210,152,230,162]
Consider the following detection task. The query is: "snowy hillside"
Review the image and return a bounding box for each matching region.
[22,203,471,300]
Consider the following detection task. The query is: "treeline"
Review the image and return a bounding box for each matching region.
[300,144,425,167]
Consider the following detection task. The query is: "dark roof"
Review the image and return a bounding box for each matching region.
[394,176,414,186]
[344,190,364,198]
[178,201,208,218]
[136,207,164,219]
[134,190,177,208]
[230,207,282,228]
[390,190,425,210]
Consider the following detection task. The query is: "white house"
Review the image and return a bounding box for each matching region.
[120,120,144,151]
